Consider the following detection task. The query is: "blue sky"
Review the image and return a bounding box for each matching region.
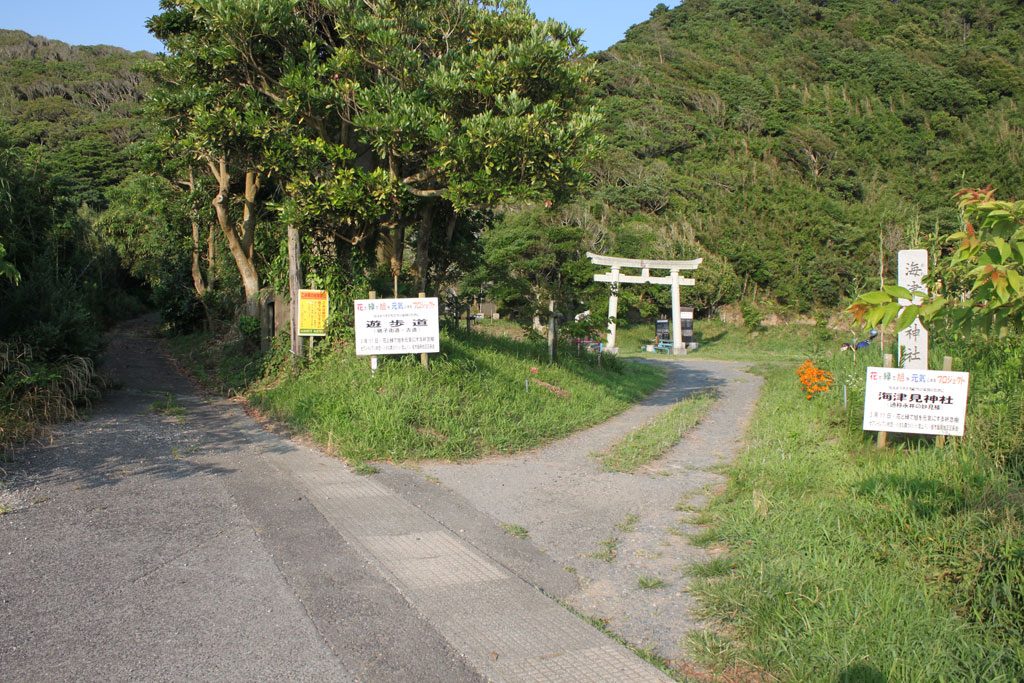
[0,1,664,53]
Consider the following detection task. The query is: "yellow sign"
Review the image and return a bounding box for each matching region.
[298,289,329,337]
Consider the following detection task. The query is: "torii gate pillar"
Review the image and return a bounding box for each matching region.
[607,267,620,351]
[670,269,683,354]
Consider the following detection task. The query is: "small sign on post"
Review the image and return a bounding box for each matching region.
[354,297,440,357]
[864,366,970,437]
[298,289,329,337]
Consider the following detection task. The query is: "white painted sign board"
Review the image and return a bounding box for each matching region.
[897,249,929,370]
[354,297,440,356]
[863,367,970,436]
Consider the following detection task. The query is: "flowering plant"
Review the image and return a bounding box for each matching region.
[797,360,834,400]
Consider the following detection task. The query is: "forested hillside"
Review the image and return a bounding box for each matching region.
[0,30,151,208]
[509,0,1024,316]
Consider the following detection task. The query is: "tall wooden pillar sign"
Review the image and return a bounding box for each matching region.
[588,253,701,354]
[897,249,929,370]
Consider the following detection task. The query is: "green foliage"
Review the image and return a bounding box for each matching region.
[146,0,598,312]
[0,242,19,284]
[740,301,763,332]
[1,341,99,452]
[0,129,127,359]
[0,30,152,210]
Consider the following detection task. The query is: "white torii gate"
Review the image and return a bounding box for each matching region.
[587,252,702,355]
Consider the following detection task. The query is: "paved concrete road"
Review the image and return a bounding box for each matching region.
[1,319,671,682]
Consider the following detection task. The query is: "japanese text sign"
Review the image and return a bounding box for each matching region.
[863,367,970,436]
[354,297,440,356]
[897,249,928,304]
[897,249,929,370]
[298,289,329,337]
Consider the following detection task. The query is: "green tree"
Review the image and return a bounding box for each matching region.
[146,0,598,305]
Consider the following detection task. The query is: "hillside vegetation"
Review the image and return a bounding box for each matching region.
[0,30,151,208]
[486,0,1024,320]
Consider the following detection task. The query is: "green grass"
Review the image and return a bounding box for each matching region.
[689,359,1024,682]
[590,537,619,562]
[616,512,640,533]
[501,523,529,539]
[599,391,717,472]
[166,332,269,394]
[615,319,847,363]
[149,392,186,418]
[249,327,664,464]
[637,575,667,590]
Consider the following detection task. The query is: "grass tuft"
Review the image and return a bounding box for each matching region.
[599,391,716,472]
[616,512,640,533]
[501,523,529,539]
[590,537,619,562]
[637,575,667,590]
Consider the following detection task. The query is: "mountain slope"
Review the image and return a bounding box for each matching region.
[0,29,152,208]
[586,0,1024,309]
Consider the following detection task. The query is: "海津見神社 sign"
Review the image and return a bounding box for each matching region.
[897,249,929,370]
[863,367,970,437]
[354,297,440,356]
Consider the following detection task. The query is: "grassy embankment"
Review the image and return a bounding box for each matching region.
[170,325,664,463]
[666,324,1024,681]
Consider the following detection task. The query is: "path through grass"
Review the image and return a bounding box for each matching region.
[599,391,716,472]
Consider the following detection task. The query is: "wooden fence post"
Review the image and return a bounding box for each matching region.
[288,224,303,361]
[877,353,893,449]
[369,291,378,374]
[937,355,953,447]
[419,292,429,369]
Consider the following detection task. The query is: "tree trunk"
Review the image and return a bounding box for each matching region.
[413,202,434,294]
[209,157,261,314]
[190,219,207,298]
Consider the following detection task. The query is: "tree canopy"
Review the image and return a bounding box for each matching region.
[144,0,598,307]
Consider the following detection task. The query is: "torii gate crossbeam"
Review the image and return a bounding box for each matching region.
[587,252,702,355]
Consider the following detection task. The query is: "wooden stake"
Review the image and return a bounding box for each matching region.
[877,353,893,449]
[937,355,953,447]
[288,224,303,361]
[548,299,557,364]
[419,292,429,369]
[369,291,378,374]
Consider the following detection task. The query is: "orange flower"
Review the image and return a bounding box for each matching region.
[796,360,834,400]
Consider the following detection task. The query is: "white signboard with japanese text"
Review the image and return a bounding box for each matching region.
[354,297,440,356]
[897,249,929,370]
[863,367,970,436]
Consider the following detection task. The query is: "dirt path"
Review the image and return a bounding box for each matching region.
[407,358,763,665]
